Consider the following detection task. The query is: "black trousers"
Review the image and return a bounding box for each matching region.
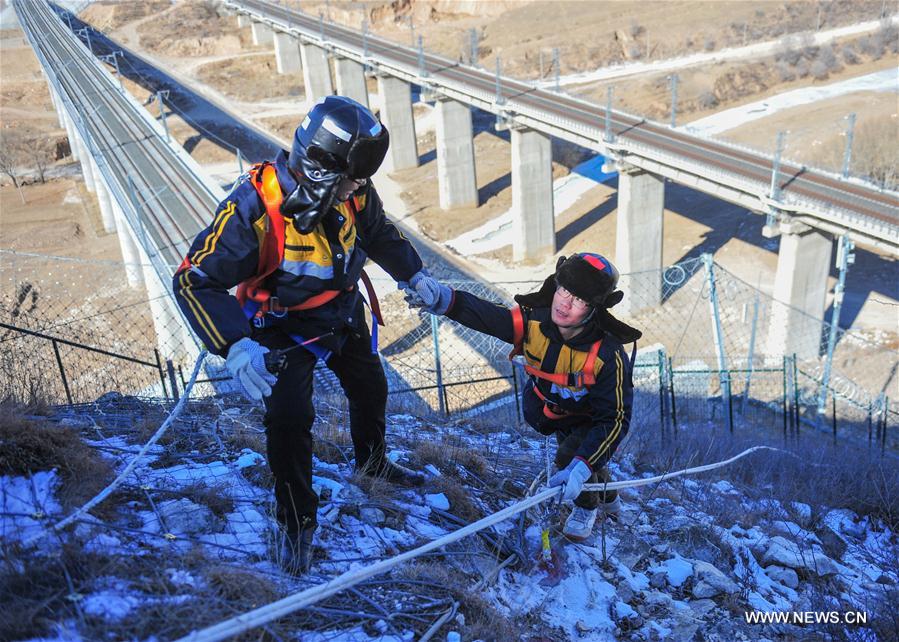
[254,323,388,534]
[554,424,617,509]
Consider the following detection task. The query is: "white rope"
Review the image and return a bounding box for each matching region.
[24,351,208,547]
[580,445,780,491]
[177,445,778,642]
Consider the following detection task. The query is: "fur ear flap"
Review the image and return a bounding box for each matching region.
[514,274,557,309]
[603,290,624,308]
[597,308,643,344]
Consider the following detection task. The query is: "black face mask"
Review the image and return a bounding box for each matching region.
[280,155,342,234]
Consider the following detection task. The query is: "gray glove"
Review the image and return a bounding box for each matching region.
[403,276,454,315]
[548,457,592,502]
[225,337,278,402]
[409,270,441,307]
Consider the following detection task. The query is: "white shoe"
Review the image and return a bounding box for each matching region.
[563,506,598,541]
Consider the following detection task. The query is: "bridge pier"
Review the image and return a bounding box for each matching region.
[511,126,553,262]
[75,134,96,193]
[273,32,301,75]
[48,85,65,129]
[300,42,333,105]
[61,110,80,162]
[142,257,190,360]
[616,165,664,315]
[93,170,117,233]
[765,222,833,361]
[435,97,477,209]
[111,201,144,288]
[250,21,273,47]
[377,75,418,171]
[236,14,249,29]
[334,56,369,109]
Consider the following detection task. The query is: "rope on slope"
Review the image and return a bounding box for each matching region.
[177,445,783,642]
[23,351,208,547]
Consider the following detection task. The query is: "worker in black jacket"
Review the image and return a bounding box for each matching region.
[173,97,444,573]
[406,253,641,540]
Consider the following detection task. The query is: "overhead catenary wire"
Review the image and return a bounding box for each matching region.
[177,445,781,642]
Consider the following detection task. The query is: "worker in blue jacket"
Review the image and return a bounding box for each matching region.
[173,96,443,574]
[406,253,641,541]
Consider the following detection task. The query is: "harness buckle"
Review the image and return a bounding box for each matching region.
[267,296,287,318]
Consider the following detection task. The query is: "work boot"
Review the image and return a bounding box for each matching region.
[361,458,425,487]
[280,527,314,575]
[600,495,622,521]
[562,506,598,541]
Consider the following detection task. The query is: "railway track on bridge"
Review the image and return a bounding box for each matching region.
[17,0,219,268]
[234,0,899,251]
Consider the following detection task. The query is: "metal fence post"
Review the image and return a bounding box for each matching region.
[782,355,788,440]
[818,234,854,420]
[604,86,614,143]
[417,35,427,78]
[741,290,760,413]
[154,348,168,398]
[658,348,666,443]
[52,339,74,405]
[792,354,800,435]
[552,47,560,92]
[669,73,679,127]
[667,356,677,436]
[495,56,504,104]
[166,359,180,402]
[430,314,446,415]
[510,364,522,424]
[841,112,856,178]
[769,131,785,202]
[702,254,733,432]
[155,91,170,142]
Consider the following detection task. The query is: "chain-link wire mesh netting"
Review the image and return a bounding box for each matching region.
[1,249,895,451]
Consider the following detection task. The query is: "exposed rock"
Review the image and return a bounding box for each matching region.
[689,598,717,618]
[761,536,840,577]
[691,560,739,597]
[770,520,820,545]
[650,571,669,589]
[764,565,799,589]
[616,582,635,604]
[359,506,386,525]
[155,498,216,535]
[816,525,848,560]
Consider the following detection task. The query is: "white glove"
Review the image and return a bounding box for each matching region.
[548,457,592,502]
[225,337,278,402]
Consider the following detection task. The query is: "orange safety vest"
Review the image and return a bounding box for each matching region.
[179,162,382,324]
[509,305,601,420]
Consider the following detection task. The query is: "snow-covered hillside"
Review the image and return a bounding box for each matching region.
[1,395,896,641]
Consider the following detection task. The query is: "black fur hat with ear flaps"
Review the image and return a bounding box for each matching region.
[514,253,642,344]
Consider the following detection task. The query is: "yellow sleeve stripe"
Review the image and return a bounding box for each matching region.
[177,270,226,350]
[588,350,625,468]
[191,201,236,266]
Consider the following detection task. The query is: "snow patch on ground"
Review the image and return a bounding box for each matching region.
[0,470,63,545]
[683,68,898,136]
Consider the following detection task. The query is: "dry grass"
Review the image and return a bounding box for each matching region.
[431,476,484,523]
[0,405,113,509]
[625,418,899,532]
[410,439,490,479]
